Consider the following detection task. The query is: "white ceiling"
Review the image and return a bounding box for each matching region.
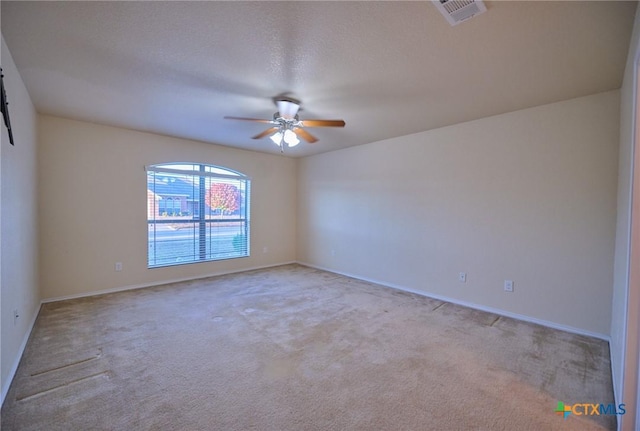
[1,1,637,157]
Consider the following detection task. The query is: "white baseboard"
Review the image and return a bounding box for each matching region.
[297,261,611,342]
[41,261,297,303]
[1,303,40,406]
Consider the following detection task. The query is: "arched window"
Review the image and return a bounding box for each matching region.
[146,163,250,268]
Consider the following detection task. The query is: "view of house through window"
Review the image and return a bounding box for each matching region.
[147,163,250,268]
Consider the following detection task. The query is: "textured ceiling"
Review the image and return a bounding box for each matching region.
[1,1,636,157]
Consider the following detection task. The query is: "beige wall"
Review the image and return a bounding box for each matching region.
[298,91,620,337]
[38,116,297,299]
[1,38,40,402]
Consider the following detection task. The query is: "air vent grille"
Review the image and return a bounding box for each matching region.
[433,0,487,26]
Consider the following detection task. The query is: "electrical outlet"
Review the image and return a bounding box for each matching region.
[504,280,514,292]
[262,246,268,253]
[459,272,467,283]
[115,262,123,272]
[13,309,19,325]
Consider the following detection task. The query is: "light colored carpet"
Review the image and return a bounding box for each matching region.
[1,264,615,430]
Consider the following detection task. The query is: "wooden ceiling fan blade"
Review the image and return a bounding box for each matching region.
[300,119,345,128]
[224,116,274,124]
[294,128,318,143]
[252,127,279,139]
[251,127,280,140]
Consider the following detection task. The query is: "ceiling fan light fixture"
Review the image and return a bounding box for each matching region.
[270,131,283,146]
[283,129,300,147]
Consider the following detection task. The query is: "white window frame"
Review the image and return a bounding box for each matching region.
[146,163,251,268]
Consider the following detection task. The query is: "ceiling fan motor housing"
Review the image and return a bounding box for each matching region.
[275,99,301,119]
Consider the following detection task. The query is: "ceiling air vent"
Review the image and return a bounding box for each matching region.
[433,0,487,26]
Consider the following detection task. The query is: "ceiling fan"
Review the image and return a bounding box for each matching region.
[224,97,345,151]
